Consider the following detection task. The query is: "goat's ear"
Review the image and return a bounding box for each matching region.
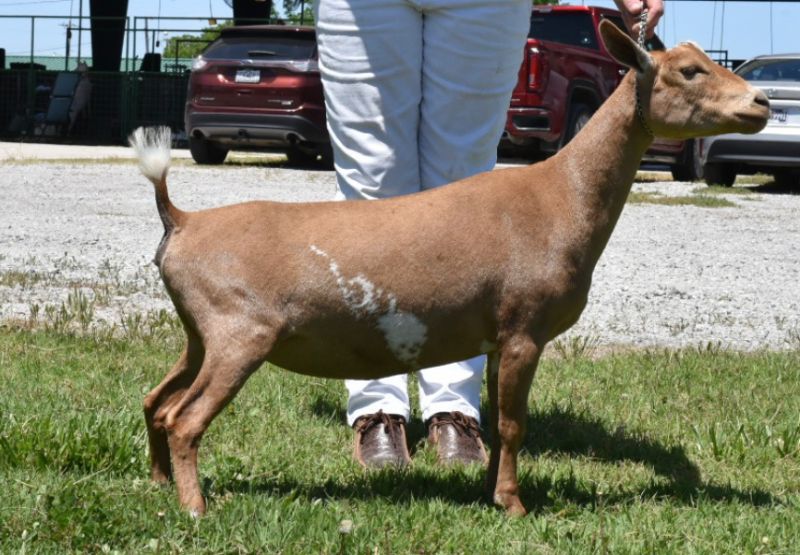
[599,19,654,75]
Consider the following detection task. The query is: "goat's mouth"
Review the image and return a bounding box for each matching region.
[733,111,769,133]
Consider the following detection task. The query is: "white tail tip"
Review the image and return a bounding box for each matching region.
[129,126,172,184]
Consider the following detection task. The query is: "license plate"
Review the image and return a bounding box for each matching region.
[769,108,787,123]
[235,69,260,83]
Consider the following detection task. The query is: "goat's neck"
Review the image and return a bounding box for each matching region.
[552,73,653,256]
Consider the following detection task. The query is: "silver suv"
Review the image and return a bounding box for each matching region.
[698,54,800,187]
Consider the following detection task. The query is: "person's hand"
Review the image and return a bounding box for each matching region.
[613,0,664,39]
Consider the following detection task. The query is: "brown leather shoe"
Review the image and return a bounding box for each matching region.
[427,411,488,466]
[353,411,411,469]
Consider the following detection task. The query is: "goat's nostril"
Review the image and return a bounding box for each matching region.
[754,92,770,108]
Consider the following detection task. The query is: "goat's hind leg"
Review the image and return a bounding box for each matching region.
[492,336,541,517]
[164,338,268,516]
[485,351,501,499]
[143,330,204,483]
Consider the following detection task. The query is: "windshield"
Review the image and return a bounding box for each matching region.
[737,59,800,82]
[530,12,599,49]
[530,11,664,52]
[203,36,316,60]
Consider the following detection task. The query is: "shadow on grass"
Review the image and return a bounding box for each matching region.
[515,405,775,510]
[231,398,777,512]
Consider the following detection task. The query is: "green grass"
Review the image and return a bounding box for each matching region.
[627,191,736,208]
[692,185,756,196]
[1,329,799,553]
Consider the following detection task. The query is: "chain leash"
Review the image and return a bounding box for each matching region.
[634,8,654,137]
[638,9,648,48]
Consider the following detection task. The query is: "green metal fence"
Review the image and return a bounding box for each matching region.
[0,15,273,144]
[0,68,190,143]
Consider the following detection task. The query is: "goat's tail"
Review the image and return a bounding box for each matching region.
[128,126,184,230]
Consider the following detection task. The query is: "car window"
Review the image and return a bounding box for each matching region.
[530,12,599,49]
[738,59,800,82]
[204,35,316,60]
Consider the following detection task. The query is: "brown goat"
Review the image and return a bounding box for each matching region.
[131,21,768,517]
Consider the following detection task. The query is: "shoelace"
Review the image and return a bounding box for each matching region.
[356,410,403,447]
[431,411,481,439]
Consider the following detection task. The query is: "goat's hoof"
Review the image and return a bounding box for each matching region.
[494,492,527,517]
[505,502,528,517]
[185,505,206,519]
[180,497,207,518]
[151,470,172,485]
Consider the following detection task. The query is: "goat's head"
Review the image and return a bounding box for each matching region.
[599,20,769,139]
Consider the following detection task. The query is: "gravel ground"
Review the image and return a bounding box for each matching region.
[1,154,799,351]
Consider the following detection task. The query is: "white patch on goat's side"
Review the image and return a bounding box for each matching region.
[341,275,380,314]
[309,245,427,364]
[377,301,427,365]
[310,245,381,316]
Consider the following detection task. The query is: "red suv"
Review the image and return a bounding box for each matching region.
[184,25,330,166]
[503,5,697,181]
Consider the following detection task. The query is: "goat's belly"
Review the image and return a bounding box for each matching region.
[266,312,492,380]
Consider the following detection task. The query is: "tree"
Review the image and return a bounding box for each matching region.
[282,0,314,25]
[163,23,232,59]
[163,4,281,59]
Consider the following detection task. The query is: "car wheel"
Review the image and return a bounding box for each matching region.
[189,137,228,165]
[318,144,334,170]
[670,139,701,182]
[285,146,319,168]
[704,163,736,187]
[692,139,705,181]
[562,103,594,148]
[773,169,798,188]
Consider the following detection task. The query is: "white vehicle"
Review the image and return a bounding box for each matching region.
[698,54,800,187]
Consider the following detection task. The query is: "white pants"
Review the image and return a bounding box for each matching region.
[314,0,530,426]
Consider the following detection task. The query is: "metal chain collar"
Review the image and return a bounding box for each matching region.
[638,8,648,48]
[634,8,655,137]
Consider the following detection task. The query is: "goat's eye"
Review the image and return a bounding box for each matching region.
[680,66,700,79]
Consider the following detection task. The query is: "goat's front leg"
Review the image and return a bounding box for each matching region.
[164,343,264,516]
[492,336,540,517]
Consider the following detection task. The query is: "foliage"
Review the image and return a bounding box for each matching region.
[281,0,314,25]
[162,3,282,60]
[163,22,233,60]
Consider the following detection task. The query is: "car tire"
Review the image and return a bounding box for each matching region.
[704,163,736,187]
[285,146,319,168]
[286,144,334,169]
[670,139,701,182]
[189,137,228,165]
[561,103,594,148]
[774,169,798,188]
[318,144,334,170]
